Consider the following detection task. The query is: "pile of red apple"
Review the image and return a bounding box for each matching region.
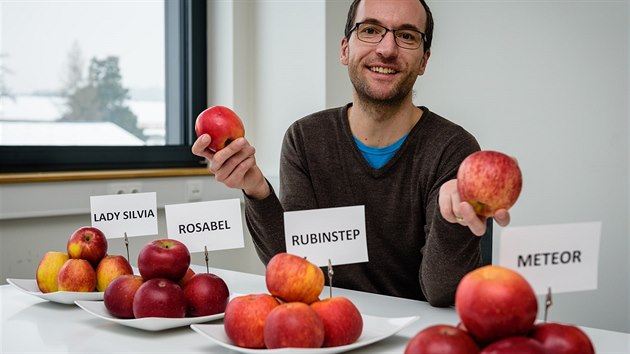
[404,265,595,354]
[223,252,364,349]
[36,226,133,293]
[104,238,230,319]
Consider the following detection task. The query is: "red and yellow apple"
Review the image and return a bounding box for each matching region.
[457,150,522,217]
[36,251,70,293]
[104,274,144,319]
[67,226,108,267]
[195,105,245,152]
[455,265,537,344]
[404,324,480,354]
[263,302,325,349]
[183,273,230,317]
[57,258,97,292]
[137,238,190,282]
[310,297,363,347]
[95,255,133,292]
[265,252,324,304]
[132,278,186,318]
[480,336,548,354]
[530,322,594,354]
[224,293,280,349]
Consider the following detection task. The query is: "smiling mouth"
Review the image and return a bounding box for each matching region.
[370,66,397,75]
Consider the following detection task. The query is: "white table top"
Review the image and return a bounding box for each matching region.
[2,265,628,353]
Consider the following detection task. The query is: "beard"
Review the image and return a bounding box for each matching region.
[347,59,419,108]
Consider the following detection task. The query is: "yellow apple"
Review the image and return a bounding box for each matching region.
[36,251,70,293]
[95,255,133,292]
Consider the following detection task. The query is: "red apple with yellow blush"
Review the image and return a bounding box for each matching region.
[195,106,245,152]
[457,150,522,217]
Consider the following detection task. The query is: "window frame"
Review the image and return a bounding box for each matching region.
[0,0,207,173]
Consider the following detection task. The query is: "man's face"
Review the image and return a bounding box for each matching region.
[341,0,430,106]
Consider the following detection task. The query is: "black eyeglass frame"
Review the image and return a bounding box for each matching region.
[349,22,427,50]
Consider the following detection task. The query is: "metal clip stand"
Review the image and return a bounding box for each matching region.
[204,245,209,274]
[327,259,334,299]
[124,232,130,262]
[544,287,553,322]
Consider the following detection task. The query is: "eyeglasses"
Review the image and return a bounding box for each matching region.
[350,22,426,50]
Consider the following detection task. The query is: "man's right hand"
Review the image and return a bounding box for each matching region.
[192,134,271,200]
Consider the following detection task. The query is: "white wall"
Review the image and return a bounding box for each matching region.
[1,0,627,334]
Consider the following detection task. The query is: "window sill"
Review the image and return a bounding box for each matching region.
[0,167,211,184]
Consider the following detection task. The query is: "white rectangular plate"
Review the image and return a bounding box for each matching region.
[75,300,224,331]
[7,278,103,304]
[190,314,420,353]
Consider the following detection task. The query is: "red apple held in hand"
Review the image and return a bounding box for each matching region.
[530,322,595,354]
[264,302,325,349]
[310,297,363,347]
[224,293,280,349]
[132,278,186,318]
[137,238,190,282]
[480,336,549,354]
[183,273,230,317]
[457,150,522,217]
[195,105,245,152]
[404,324,480,354]
[36,251,70,293]
[67,226,108,267]
[57,259,97,292]
[455,265,538,345]
[104,274,144,319]
[265,252,324,304]
[95,255,133,292]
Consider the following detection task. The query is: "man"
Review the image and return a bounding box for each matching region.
[192,0,510,306]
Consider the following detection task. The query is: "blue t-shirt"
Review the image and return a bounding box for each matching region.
[353,134,408,168]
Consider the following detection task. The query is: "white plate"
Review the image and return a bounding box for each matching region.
[190,314,420,354]
[6,278,104,304]
[75,300,225,331]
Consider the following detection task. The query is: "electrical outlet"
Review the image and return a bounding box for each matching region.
[186,180,203,202]
[107,182,143,195]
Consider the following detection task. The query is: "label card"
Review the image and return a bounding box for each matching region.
[90,192,158,239]
[498,221,601,295]
[284,205,368,267]
[164,198,244,253]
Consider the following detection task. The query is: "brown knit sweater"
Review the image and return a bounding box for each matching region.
[244,103,482,307]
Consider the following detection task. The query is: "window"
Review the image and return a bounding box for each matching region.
[0,0,206,172]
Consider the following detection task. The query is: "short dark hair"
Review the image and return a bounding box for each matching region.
[344,0,434,52]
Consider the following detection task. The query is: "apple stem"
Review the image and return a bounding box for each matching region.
[204,245,209,273]
[327,258,334,298]
[124,232,130,262]
[544,286,553,322]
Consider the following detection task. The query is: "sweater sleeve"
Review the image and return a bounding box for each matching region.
[419,128,483,307]
[243,180,285,265]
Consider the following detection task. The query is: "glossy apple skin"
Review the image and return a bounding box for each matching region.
[455,265,538,345]
[132,278,186,318]
[104,274,144,319]
[480,336,549,354]
[310,297,363,347]
[56,259,97,292]
[36,251,70,293]
[183,273,230,317]
[224,293,280,349]
[264,302,325,349]
[457,150,522,217]
[195,105,245,152]
[404,324,480,354]
[530,322,594,354]
[95,255,133,292]
[137,239,190,282]
[265,252,324,304]
[67,226,108,267]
